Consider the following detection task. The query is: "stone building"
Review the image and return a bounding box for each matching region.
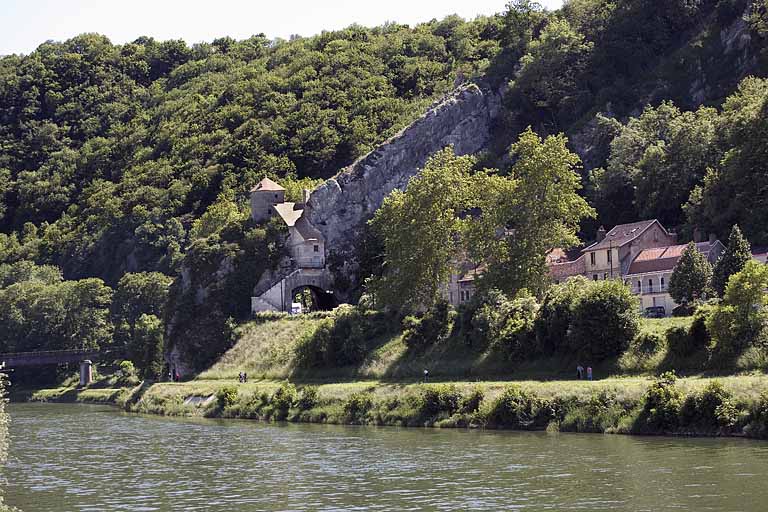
[249,178,331,313]
[547,219,725,316]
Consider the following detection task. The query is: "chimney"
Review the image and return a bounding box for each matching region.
[596,225,606,243]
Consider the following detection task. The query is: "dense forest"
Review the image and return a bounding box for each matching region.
[1,0,767,373]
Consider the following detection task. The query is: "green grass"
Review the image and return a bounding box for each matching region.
[639,317,694,337]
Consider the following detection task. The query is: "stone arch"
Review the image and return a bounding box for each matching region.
[290,284,337,312]
[279,268,334,311]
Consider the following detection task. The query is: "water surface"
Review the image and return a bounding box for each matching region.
[4,403,767,511]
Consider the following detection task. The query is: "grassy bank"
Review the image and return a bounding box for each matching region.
[17,316,768,439]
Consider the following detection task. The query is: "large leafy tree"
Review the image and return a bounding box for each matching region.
[467,128,595,296]
[111,272,173,365]
[713,225,752,296]
[369,147,473,310]
[669,242,713,306]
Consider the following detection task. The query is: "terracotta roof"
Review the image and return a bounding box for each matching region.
[583,220,663,252]
[627,242,718,275]
[549,255,586,280]
[250,177,285,192]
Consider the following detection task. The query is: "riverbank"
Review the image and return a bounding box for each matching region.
[12,316,768,439]
[16,372,768,439]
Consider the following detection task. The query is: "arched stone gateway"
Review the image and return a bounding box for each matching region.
[251,268,335,313]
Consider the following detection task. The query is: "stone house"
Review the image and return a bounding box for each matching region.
[250,178,325,269]
[625,240,724,313]
[547,219,725,316]
[443,263,481,307]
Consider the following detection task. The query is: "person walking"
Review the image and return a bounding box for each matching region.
[586,366,593,381]
[423,369,429,383]
[576,365,584,380]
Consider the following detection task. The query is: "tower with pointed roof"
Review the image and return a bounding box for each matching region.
[250,177,286,223]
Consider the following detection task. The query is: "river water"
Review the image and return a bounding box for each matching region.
[4,403,768,511]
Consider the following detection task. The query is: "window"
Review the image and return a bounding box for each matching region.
[648,279,653,292]
[590,252,596,266]
[593,274,598,281]
[275,194,279,200]
[313,245,319,253]
[661,277,665,288]
[637,280,641,292]
[607,250,612,263]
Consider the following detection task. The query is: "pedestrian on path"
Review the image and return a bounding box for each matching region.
[587,366,593,381]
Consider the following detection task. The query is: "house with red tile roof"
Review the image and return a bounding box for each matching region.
[625,240,724,314]
[546,219,725,316]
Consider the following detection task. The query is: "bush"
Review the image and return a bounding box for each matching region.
[633,372,682,433]
[560,391,626,433]
[635,332,665,355]
[680,381,738,432]
[535,277,589,355]
[343,392,374,424]
[665,327,693,357]
[294,306,397,368]
[745,393,768,439]
[568,279,640,360]
[460,289,538,358]
[420,384,462,416]
[402,300,452,350]
[481,386,555,429]
[216,386,239,409]
[296,386,320,410]
[271,382,298,419]
[460,387,485,414]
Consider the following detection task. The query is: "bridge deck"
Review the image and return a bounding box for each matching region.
[0,349,102,367]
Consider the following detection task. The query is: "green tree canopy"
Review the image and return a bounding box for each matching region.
[467,128,595,296]
[369,147,473,310]
[668,242,713,306]
[713,225,752,296]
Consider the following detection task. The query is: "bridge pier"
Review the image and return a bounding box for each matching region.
[79,360,93,387]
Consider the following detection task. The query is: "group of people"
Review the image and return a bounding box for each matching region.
[238,372,248,383]
[576,365,593,381]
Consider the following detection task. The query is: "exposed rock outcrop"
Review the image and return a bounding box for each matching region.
[306,82,503,298]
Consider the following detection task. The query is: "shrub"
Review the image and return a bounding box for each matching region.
[745,393,768,439]
[568,279,640,360]
[296,386,320,410]
[460,387,485,414]
[680,381,739,432]
[481,385,554,429]
[420,384,462,416]
[635,332,665,355]
[294,306,397,368]
[271,382,298,419]
[665,327,693,357]
[708,261,768,355]
[535,277,589,355]
[216,386,239,409]
[461,289,539,358]
[633,372,682,433]
[560,391,626,433]
[343,392,374,424]
[402,300,452,350]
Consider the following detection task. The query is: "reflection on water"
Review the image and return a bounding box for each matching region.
[4,403,768,511]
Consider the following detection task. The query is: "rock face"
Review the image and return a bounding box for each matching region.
[306,82,502,299]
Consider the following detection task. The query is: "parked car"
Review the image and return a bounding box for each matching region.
[644,306,666,318]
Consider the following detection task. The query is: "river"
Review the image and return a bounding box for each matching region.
[4,403,768,511]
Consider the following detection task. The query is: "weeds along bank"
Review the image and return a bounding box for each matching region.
[101,373,768,439]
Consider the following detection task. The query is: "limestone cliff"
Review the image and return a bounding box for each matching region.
[306,82,502,299]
